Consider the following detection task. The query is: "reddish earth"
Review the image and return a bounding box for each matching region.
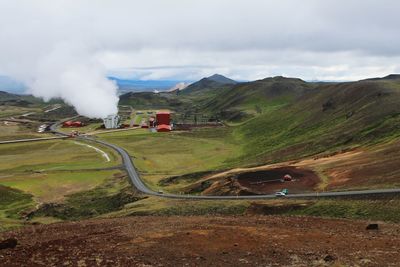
[237,166,320,194]
[1,215,399,266]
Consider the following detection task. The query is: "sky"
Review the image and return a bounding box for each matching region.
[1,0,400,82]
[0,1,400,116]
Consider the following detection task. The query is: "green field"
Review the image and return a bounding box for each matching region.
[57,122,103,134]
[99,128,241,191]
[0,140,120,172]
[0,121,54,141]
[0,139,122,230]
[0,105,41,118]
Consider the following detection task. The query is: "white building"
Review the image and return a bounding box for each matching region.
[103,114,121,129]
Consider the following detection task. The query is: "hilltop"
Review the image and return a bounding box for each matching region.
[179,74,237,95]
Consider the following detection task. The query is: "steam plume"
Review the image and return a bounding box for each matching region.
[27,43,119,118]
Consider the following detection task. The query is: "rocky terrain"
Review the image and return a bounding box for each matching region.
[1,215,399,266]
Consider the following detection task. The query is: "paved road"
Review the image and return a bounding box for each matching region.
[5,119,395,199]
[5,121,381,199]
[76,135,400,200]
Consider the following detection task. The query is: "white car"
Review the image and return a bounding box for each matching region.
[275,191,286,197]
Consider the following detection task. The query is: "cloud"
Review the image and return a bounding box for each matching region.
[0,0,399,102]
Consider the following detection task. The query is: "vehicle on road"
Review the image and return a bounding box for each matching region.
[275,189,289,197]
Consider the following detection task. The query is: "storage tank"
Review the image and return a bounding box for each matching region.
[103,114,121,129]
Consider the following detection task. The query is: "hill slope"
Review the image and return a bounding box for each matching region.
[200,76,314,121]
[232,77,400,165]
[180,74,237,95]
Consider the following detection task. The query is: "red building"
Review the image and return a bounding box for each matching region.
[156,111,170,125]
[63,121,83,127]
[157,124,172,132]
[156,111,171,132]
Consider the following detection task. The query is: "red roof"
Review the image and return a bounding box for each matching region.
[156,111,170,115]
[157,124,171,132]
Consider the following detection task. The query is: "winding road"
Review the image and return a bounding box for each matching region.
[76,133,400,200]
[3,121,399,199]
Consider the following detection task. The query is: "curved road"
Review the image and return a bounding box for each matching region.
[4,120,398,199]
[73,134,400,200]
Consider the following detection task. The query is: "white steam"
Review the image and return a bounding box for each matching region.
[27,43,119,118]
[0,1,119,119]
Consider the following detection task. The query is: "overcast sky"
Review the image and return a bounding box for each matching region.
[1,0,400,82]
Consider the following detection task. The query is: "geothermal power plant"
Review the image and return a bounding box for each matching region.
[102,111,172,132]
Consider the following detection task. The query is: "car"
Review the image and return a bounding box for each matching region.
[158,190,164,194]
[275,191,286,197]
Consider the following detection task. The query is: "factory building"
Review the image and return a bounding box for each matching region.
[63,121,83,128]
[103,114,121,129]
[156,111,172,132]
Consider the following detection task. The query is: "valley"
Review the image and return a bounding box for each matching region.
[1,74,399,266]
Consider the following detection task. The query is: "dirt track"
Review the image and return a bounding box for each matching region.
[1,215,399,266]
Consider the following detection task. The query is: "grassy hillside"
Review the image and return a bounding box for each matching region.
[119,91,187,111]
[231,78,400,165]
[200,76,314,122]
[179,74,236,95]
[111,75,400,196]
[99,128,241,191]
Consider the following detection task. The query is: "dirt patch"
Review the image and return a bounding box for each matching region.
[236,166,320,194]
[1,215,399,266]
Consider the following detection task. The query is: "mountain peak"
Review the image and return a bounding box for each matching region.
[206,74,237,84]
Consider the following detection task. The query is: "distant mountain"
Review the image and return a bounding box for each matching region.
[108,77,193,93]
[180,74,237,95]
[0,76,26,93]
[119,91,185,110]
[0,90,64,107]
[0,90,38,107]
[207,74,237,85]
[364,74,400,81]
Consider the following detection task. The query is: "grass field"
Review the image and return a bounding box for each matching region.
[0,105,41,118]
[0,122,53,141]
[0,139,123,230]
[57,122,103,134]
[0,140,120,172]
[0,170,118,203]
[99,128,242,191]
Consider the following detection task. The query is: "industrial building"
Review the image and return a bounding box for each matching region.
[103,114,121,129]
[156,111,172,132]
[63,121,83,128]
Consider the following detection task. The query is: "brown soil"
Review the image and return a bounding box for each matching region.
[236,166,320,194]
[1,215,399,266]
[195,139,400,195]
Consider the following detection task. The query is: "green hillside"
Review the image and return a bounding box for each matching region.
[231,77,400,165]
[200,76,314,122]
[179,74,236,95]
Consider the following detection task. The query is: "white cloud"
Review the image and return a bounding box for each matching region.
[0,0,399,112]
